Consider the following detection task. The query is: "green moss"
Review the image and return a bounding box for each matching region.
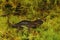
[0,0,60,40]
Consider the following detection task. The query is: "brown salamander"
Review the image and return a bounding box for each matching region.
[11,19,43,29]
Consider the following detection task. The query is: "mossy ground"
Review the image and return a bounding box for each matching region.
[0,0,60,40]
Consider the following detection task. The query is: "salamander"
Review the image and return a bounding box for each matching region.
[11,19,43,29]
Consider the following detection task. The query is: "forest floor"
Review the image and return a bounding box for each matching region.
[0,0,60,40]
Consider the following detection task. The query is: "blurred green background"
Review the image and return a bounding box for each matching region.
[0,0,60,40]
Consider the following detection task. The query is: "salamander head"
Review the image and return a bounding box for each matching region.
[33,19,43,25]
